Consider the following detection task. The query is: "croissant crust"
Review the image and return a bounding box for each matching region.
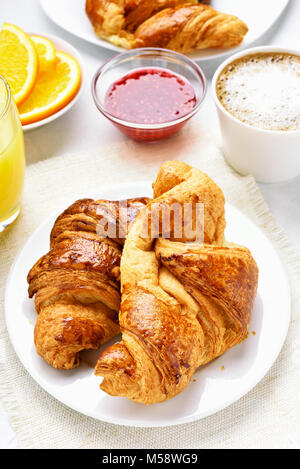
[86,1,247,53]
[27,197,150,369]
[135,4,248,52]
[95,161,258,404]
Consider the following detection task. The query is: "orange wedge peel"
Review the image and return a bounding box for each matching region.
[30,35,56,72]
[0,23,38,106]
[19,50,81,125]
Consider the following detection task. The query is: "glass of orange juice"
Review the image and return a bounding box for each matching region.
[0,74,25,232]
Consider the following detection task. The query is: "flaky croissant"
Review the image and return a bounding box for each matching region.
[86,1,246,53]
[27,197,149,370]
[85,0,198,48]
[95,162,258,404]
[135,4,248,53]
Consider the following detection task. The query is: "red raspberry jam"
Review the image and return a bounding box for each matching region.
[104,68,197,141]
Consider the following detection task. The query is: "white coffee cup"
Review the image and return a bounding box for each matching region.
[212,46,300,183]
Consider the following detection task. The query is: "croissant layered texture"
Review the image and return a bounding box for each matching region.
[95,162,258,404]
[135,4,249,53]
[27,197,150,369]
[86,0,197,48]
[86,1,248,53]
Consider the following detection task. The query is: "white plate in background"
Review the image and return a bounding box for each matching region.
[41,0,290,62]
[5,182,290,427]
[22,33,84,132]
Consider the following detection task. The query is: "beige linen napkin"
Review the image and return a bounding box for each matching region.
[0,124,299,449]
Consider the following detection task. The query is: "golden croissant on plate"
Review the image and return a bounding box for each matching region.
[135,4,249,53]
[27,197,150,369]
[95,162,258,404]
[86,1,247,53]
[85,0,198,48]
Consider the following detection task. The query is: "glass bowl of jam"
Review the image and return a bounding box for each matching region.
[92,48,206,142]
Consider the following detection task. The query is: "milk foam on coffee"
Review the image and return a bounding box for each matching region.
[217,53,300,131]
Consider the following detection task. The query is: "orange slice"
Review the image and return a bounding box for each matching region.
[0,23,38,105]
[19,51,81,125]
[30,35,56,72]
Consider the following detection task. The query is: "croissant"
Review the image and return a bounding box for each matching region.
[95,162,258,404]
[135,4,248,53]
[27,197,150,370]
[85,0,198,48]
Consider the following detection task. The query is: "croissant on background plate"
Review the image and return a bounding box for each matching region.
[27,197,150,370]
[86,1,248,53]
[85,0,200,48]
[95,162,259,404]
[135,4,249,53]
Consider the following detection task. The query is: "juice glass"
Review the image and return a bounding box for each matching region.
[0,75,25,232]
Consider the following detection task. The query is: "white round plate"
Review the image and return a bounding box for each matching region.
[5,181,290,427]
[41,0,290,62]
[22,33,84,132]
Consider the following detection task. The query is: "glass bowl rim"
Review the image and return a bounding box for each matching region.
[91,47,207,130]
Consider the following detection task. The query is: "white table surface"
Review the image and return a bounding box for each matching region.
[0,0,299,449]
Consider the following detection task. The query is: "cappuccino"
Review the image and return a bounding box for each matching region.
[216,53,300,131]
